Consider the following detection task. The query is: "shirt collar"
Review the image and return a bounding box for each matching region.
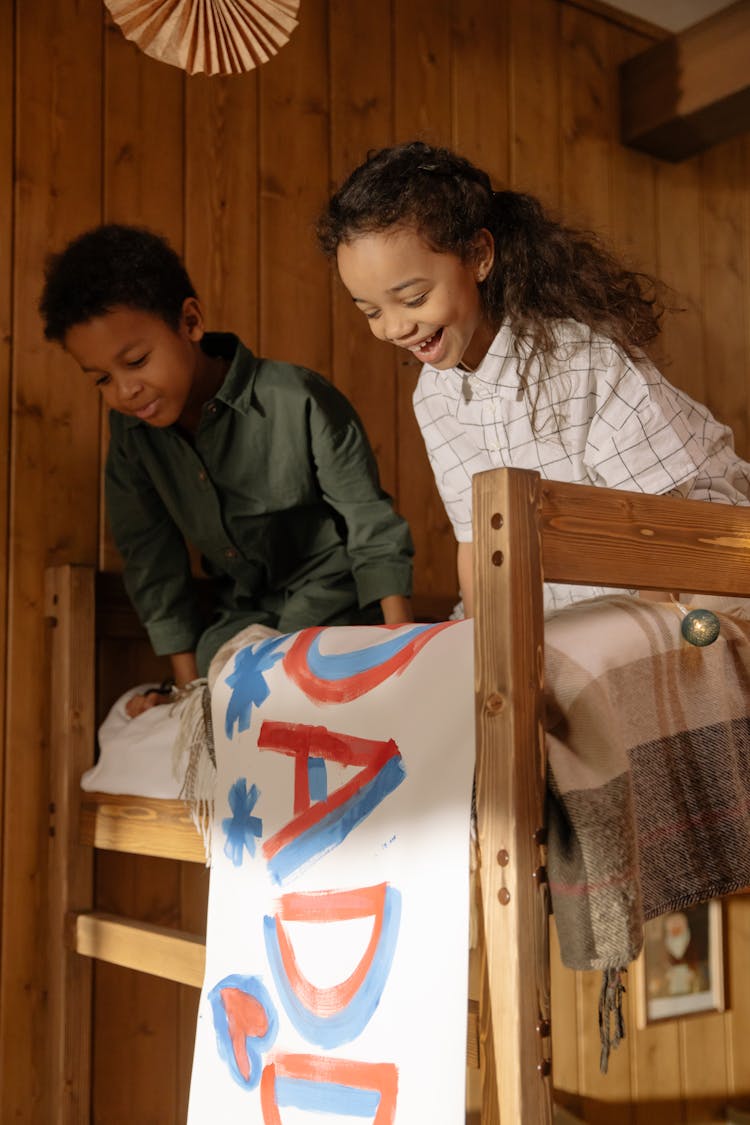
[427,322,525,401]
[120,332,261,428]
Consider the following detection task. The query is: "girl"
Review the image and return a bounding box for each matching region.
[318,140,750,616]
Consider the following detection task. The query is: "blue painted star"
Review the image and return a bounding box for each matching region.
[224,635,287,738]
[222,778,263,866]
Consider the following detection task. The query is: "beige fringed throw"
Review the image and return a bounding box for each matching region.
[543,596,750,1070]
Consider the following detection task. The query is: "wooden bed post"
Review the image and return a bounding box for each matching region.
[46,564,96,1125]
[472,468,553,1124]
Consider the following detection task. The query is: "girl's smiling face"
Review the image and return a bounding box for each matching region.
[336,225,495,371]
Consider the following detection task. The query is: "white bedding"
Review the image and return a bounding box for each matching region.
[82,684,186,799]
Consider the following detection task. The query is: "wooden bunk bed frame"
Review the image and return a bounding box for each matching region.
[47,465,750,1125]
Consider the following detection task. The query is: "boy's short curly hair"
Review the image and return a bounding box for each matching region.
[39,223,197,342]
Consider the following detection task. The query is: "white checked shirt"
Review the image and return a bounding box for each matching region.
[413,321,750,613]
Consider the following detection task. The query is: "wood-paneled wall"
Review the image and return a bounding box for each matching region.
[1,0,749,1121]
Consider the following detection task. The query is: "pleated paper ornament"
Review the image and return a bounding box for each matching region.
[104,0,300,76]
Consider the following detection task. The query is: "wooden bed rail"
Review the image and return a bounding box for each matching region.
[472,466,750,1125]
[46,566,95,1125]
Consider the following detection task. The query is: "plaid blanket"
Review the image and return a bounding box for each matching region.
[546,595,750,980]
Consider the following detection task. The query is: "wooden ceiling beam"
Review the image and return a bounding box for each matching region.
[620,0,750,161]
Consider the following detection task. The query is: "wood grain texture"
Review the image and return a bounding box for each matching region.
[538,475,750,595]
[393,0,457,604]
[75,913,205,987]
[0,0,13,1043]
[473,468,553,1124]
[185,72,260,344]
[258,0,330,373]
[620,1,750,162]
[508,0,561,205]
[46,567,96,1125]
[81,794,206,864]
[1,4,102,1121]
[329,0,397,496]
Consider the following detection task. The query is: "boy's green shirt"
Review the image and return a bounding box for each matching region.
[105,334,413,663]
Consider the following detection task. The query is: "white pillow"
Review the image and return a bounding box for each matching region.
[81,684,185,799]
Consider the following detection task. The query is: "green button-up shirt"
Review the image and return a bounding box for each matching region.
[105,334,413,668]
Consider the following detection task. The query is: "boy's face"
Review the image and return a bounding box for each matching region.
[64,300,204,427]
[336,225,495,372]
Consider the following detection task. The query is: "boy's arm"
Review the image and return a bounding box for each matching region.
[380,594,413,624]
[308,386,414,610]
[125,650,200,717]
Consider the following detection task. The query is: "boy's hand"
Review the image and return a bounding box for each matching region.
[125,690,172,718]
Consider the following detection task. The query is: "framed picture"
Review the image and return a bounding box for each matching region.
[634,900,725,1028]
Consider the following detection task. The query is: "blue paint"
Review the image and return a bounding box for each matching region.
[308,756,328,803]
[269,755,406,884]
[305,625,435,680]
[224,635,287,738]
[222,778,263,866]
[275,1076,381,1116]
[263,885,401,1048]
[208,973,278,1090]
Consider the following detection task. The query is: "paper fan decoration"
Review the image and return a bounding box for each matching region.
[104,0,300,76]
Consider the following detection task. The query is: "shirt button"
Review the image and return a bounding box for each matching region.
[198,470,207,482]
[224,548,238,559]
[206,402,217,414]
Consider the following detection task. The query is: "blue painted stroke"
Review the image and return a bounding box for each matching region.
[263,885,401,1048]
[305,624,435,680]
[222,778,263,866]
[275,1076,381,1116]
[269,755,406,884]
[208,974,278,1091]
[224,635,287,738]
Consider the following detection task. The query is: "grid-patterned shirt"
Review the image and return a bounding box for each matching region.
[413,320,750,613]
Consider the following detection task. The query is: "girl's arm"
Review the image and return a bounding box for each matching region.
[457,541,474,618]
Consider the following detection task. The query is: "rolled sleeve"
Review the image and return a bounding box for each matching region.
[308,385,413,605]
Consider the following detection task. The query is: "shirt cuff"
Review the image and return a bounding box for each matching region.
[355,565,413,608]
[146,615,203,656]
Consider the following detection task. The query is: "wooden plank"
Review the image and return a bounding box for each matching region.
[537,474,750,596]
[184,72,259,345]
[258,0,330,374]
[699,137,750,458]
[607,24,658,279]
[329,0,397,497]
[81,794,206,864]
[620,1,750,162]
[451,0,510,190]
[393,0,457,606]
[654,157,706,407]
[508,0,561,205]
[2,4,102,1122]
[92,853,184,1125]
[99,13,186,573]
[473,468,553,1124]
[74,912,205,988]
[560,3,612,234]
[177,863,209,1122]
[46,566,96,1125]
[0,0,13,1003]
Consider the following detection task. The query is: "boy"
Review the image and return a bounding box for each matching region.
[40,224,414,712]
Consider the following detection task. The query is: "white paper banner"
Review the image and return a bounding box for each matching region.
[188,619,475,1124]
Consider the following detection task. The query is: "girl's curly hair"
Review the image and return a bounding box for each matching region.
[318,140,666,367]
